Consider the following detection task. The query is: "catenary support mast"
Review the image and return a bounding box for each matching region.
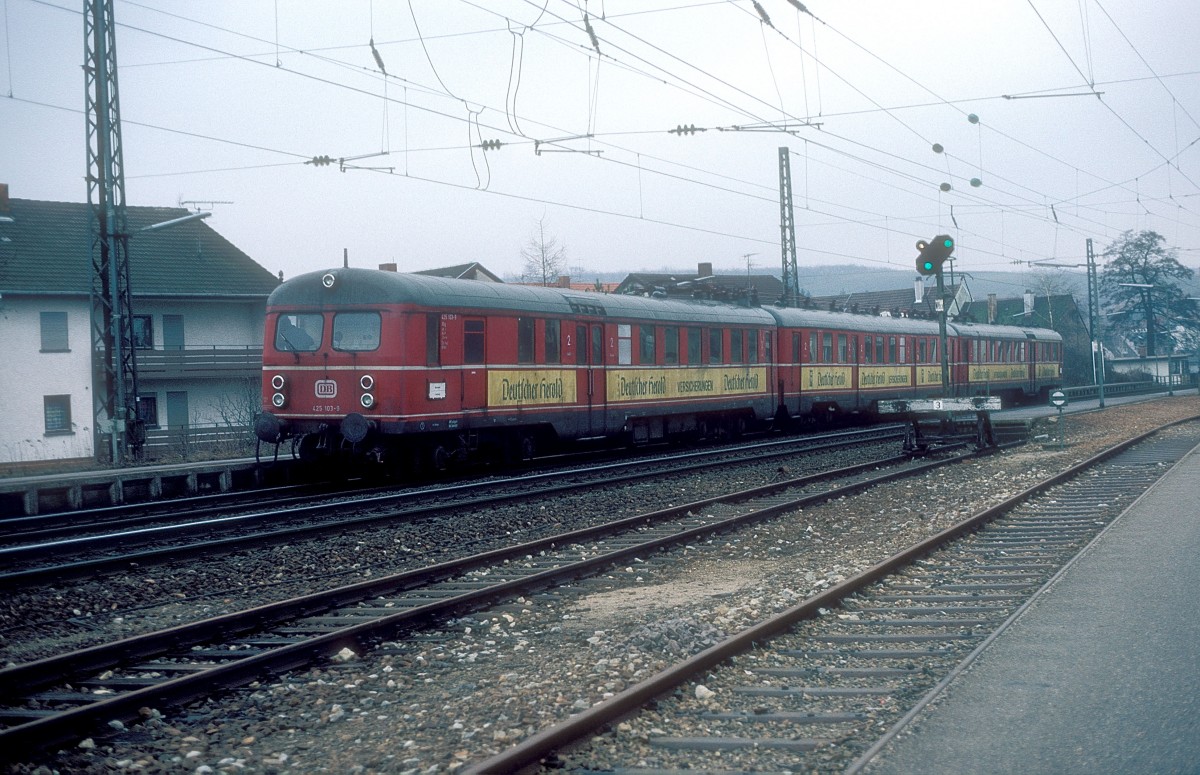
[85,0,141,463]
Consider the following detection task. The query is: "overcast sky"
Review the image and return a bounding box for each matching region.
[3,0,1199,296]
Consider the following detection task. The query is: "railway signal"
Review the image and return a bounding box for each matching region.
[916,235,955,276]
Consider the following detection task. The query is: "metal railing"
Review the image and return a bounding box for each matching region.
[143,423,256,459]
[134,345,263,377]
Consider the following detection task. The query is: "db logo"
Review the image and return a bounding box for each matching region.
[315,380,338,398]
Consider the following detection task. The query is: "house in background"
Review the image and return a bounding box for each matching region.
[0,188,278,466]
[411,262,503,282]
[615,262,785,304]
[806,277,973,319]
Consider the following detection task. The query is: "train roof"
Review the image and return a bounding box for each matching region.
[269,269,1063,342]
[948,320,1063,342]
[765,306,943,335]
[269,268,777,325]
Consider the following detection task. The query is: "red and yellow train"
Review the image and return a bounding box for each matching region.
[255,268,1063,469]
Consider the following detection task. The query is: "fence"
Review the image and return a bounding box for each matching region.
[143,423,256,460]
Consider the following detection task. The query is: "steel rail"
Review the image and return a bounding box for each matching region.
[463,415,1200,774]
[0,446,956,756]
[0,427,902,585]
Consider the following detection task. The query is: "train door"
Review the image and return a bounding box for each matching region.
[461,317,487,410]
[587,323,606,432]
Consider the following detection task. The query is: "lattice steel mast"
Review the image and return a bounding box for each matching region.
[778,147,800,307]
[85,0,141,463]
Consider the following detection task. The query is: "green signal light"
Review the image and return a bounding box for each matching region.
[922,260,935,271]
[942,238,954,249]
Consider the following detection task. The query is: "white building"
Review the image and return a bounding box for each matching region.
[0,187,279,466]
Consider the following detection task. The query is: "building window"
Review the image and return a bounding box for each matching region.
[137,394,159,429]
[44,395,72,434]
[132,315,154,349]
[40,311,69,352]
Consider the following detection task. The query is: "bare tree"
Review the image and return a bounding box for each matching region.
[520,216,567,286]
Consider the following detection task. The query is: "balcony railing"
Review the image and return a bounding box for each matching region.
[133,345,263,378]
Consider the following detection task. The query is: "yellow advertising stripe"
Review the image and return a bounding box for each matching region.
[858,366,912,389]
[608,366,767,402]
[488,369,578,407]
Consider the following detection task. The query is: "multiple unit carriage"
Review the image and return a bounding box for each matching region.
[255,268,1063,470]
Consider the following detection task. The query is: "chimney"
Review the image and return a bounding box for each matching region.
[0,183,9,212]
[1023,290,1035,317]
[697,262,713,278]
[556,275,570,288]
[379,263,398,272]
[988,293,997,324]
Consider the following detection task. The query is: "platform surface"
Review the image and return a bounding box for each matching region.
[869,440,1200,775]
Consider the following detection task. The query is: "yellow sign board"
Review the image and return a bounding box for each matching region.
[1036,363,1060,379]
[969,365,1029,382]
[858,366,912,389]
[916,366,944,387]
[608,366,766,401]
[488,370,578,407]
[802,366,853,390]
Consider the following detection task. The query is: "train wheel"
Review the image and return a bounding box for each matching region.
[430,444,451,473]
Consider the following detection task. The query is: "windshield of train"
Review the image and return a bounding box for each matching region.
[275,313,323,352]
[332,312,381,352]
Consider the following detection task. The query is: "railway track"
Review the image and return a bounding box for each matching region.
[0,440,974,757]
[0,426,905,584]
[466,418,1200,774]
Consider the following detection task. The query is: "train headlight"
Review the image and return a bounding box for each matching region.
[360,392,375,409]
[271,374,287,390]
[271,392,287,408]
[359,374,375,390]
[321,272,337,289]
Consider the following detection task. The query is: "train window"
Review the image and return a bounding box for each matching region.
[865,336,874,364]
[618,324,632,365]
[875,336,885,364]
[545,319,561,364]
[591,324,603,365]
[687,327,702,364]
[332,312,381,352]
[464,319,485,364]
[837,334,847,363]
[887,336,897,364]
[809,332,818,362]
[792,333,801,363]
[749,330,759,364]
[664,326,679,364]
[930,338,938,363]
[517,318,536,364]
[898,337,906,364]
[426,314,440,367]
[576,324,587,365]
[730,330,743,363]
[709,328,723,364]
[918,338,926,363]
[848,335,857,363]
[639,325,656,364]
[763,333,772,362]
[822,333,833,363]
[275,313,323,352]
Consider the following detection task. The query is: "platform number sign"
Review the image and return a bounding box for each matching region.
[1049,390,1067,408]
